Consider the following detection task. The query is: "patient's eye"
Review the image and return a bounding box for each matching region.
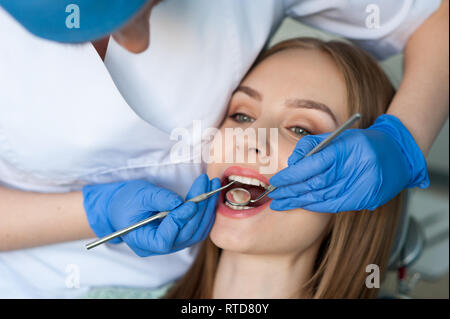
[289,126,310,137]
[230,113,255,123]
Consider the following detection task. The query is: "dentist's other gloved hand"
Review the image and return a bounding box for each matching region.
[83,174,220,256]
[269,114,429,213]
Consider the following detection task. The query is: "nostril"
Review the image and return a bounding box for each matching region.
[248,147,260,154]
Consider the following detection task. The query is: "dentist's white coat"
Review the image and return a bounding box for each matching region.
[0,0,440,298]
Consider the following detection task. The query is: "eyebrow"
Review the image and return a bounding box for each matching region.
[235,85,338,125]
[285,99,338,125]
[234,86,262,101]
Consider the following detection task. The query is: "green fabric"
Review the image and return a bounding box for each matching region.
[80,282,174,299]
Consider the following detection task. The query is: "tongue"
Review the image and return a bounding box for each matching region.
[225,181,271,207]
[245,185,270,207]
[246,185,264,199]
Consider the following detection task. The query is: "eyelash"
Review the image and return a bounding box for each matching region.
[230,112,310,137]
[230,113,254,123]
[288,126,310,137]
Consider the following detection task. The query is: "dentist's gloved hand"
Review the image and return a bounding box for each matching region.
[268,114,429,213]
[83,174,220,256]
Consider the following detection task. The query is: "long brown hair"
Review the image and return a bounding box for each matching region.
[165,38,402,299]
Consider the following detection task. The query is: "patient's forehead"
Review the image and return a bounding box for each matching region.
[241,47,349,123]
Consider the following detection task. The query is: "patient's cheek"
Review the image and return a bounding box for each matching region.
[206,162,221,180]
[204,128,227,166]
[262,208,334,254]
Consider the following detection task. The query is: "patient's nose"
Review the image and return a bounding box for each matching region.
[234,126,274,163]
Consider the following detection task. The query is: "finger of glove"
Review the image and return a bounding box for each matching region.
[298,199,347,213]
[175,178,211,245]
[287,134,328,166]
[107,237,123,244]
[126,202,197,254]
[120,220,159,255]
[285,169,379,212]
[269,187,332,211]
[139,183,184,212]
[298,183,381,212]
[156,201,198,252]
[129,245,156,257]
[270,150,333,187]
[187,178,221,244]
[270,197,304,211]
[130,240,188,257]
[270,196,328,212]
[270,182,349,213]
[185,174,210,201]
[174,174,212,244]
[268,166,336,199]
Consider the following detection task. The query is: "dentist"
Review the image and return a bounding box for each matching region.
[0,0,448,298]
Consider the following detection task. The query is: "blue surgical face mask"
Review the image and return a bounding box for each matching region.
[0,0,149,43]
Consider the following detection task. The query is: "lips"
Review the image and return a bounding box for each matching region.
[217,166,272,219]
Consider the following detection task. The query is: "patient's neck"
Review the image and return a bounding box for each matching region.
[212,246,319,299]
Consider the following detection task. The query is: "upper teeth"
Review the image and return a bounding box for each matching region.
[228,175,268,189]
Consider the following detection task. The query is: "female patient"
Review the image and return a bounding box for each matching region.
[165,38,403,299]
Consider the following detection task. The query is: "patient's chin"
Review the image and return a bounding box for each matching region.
[209,216,261,253]
[209,205,335,256]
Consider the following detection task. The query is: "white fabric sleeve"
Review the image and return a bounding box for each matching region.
[283,0,442,59]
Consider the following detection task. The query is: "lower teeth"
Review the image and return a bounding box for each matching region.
[225,201,252,210]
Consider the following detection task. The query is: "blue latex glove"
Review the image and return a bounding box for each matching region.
[0,0,148,43]
[83,174,220,256]
[268,114,429,213]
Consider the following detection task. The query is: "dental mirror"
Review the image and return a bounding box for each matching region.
[225,112,361,207]
[225,187,252,206]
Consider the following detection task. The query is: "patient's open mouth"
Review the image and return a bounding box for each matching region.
[218,166,272,217]
[224,175,270,209]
